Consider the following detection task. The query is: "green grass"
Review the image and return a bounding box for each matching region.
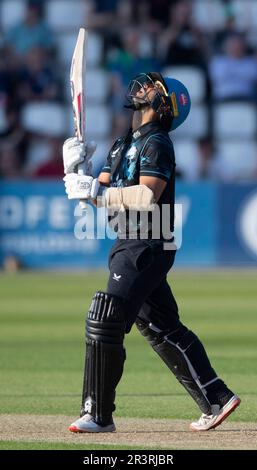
[0,270,257,448]
[0,441,156,450]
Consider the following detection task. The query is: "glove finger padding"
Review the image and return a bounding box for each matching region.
[63,138,97,175]
[63,137,86,174]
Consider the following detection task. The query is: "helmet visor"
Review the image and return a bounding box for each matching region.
[125,73,155,105]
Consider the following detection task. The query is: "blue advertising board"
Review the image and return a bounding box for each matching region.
[0,181,113,268]
[218,184,257,265]
[175,182,217,266]
[0,181,257,268]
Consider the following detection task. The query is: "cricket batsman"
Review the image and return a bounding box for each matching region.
[62,72,240,432]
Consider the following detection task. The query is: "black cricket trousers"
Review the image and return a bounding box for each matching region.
[106,239,180,333]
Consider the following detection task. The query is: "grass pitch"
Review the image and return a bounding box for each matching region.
[0,269,256,449]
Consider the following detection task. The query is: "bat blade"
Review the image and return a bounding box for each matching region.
[70,28,88,209]
[70,27,87,143]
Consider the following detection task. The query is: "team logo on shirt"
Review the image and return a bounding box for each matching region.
[125,145,139,180]
[126,145,138,161]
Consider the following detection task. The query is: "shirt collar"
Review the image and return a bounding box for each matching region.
[132,121,162,140]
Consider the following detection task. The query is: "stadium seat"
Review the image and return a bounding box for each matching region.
[213,102,257,139]
[57,31,103,68]
[82,104,111,139]
[233,0,253,30]
[56,31,80,66]
[86,33,103,67]
[60,66,108,105]
[45,0,88,31]
[173,140,201,181]
[86,69,110,103]
[138,32,154,58]
[217,141,257,180]
[193,0,225,31]
[248,0,257,29]
[21,102,67,137]
[0,0,26,31]
[68,104,111,140]
[171,104,208,139]
[162,66,206,103]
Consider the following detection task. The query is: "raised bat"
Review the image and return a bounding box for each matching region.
[70,27,88,209]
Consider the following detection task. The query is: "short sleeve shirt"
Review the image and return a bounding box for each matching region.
[101,121,176,239]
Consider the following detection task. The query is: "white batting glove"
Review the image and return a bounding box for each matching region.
[63,173,100,200]
[63,137,97,174]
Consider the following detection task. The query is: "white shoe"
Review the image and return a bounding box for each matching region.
[190,395,241,431]
[69,414,116,433]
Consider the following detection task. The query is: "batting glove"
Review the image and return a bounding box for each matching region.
[63,137,97,174]
[63,173,100,200]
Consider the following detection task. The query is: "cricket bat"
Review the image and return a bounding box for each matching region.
[70,27,88,209]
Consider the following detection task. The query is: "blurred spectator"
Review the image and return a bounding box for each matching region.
[0,0,257,184]
[17,47,60,104]
[0,97,7,134]
[131,0,181,35]
[96,0,134,60]
[143,0,174,28]
[0,53,13,99]
[158,0,208,68]
[86,0,119,31]
[33,137,65,178]
[4,0,55,59]
[0,142,23,179]
[209,33,257,101]
[106,27,160,111]
[0,101,25,154]
[0,50,18,134]
[130,0,166,35]
[93,0,156,65]
[0,74,10,134]
[213,12,241,54]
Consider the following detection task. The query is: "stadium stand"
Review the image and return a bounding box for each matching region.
[0,0,257,181]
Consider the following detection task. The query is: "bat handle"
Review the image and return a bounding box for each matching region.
[79,200,87,210]
[78,163,87,210]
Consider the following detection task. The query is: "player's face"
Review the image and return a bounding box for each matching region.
[126,74,154,103]
[127,80,156,107]
[135,83,155,100]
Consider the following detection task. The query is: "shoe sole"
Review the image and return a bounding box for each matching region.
[190,396,241,432]
[69,425,116,433]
